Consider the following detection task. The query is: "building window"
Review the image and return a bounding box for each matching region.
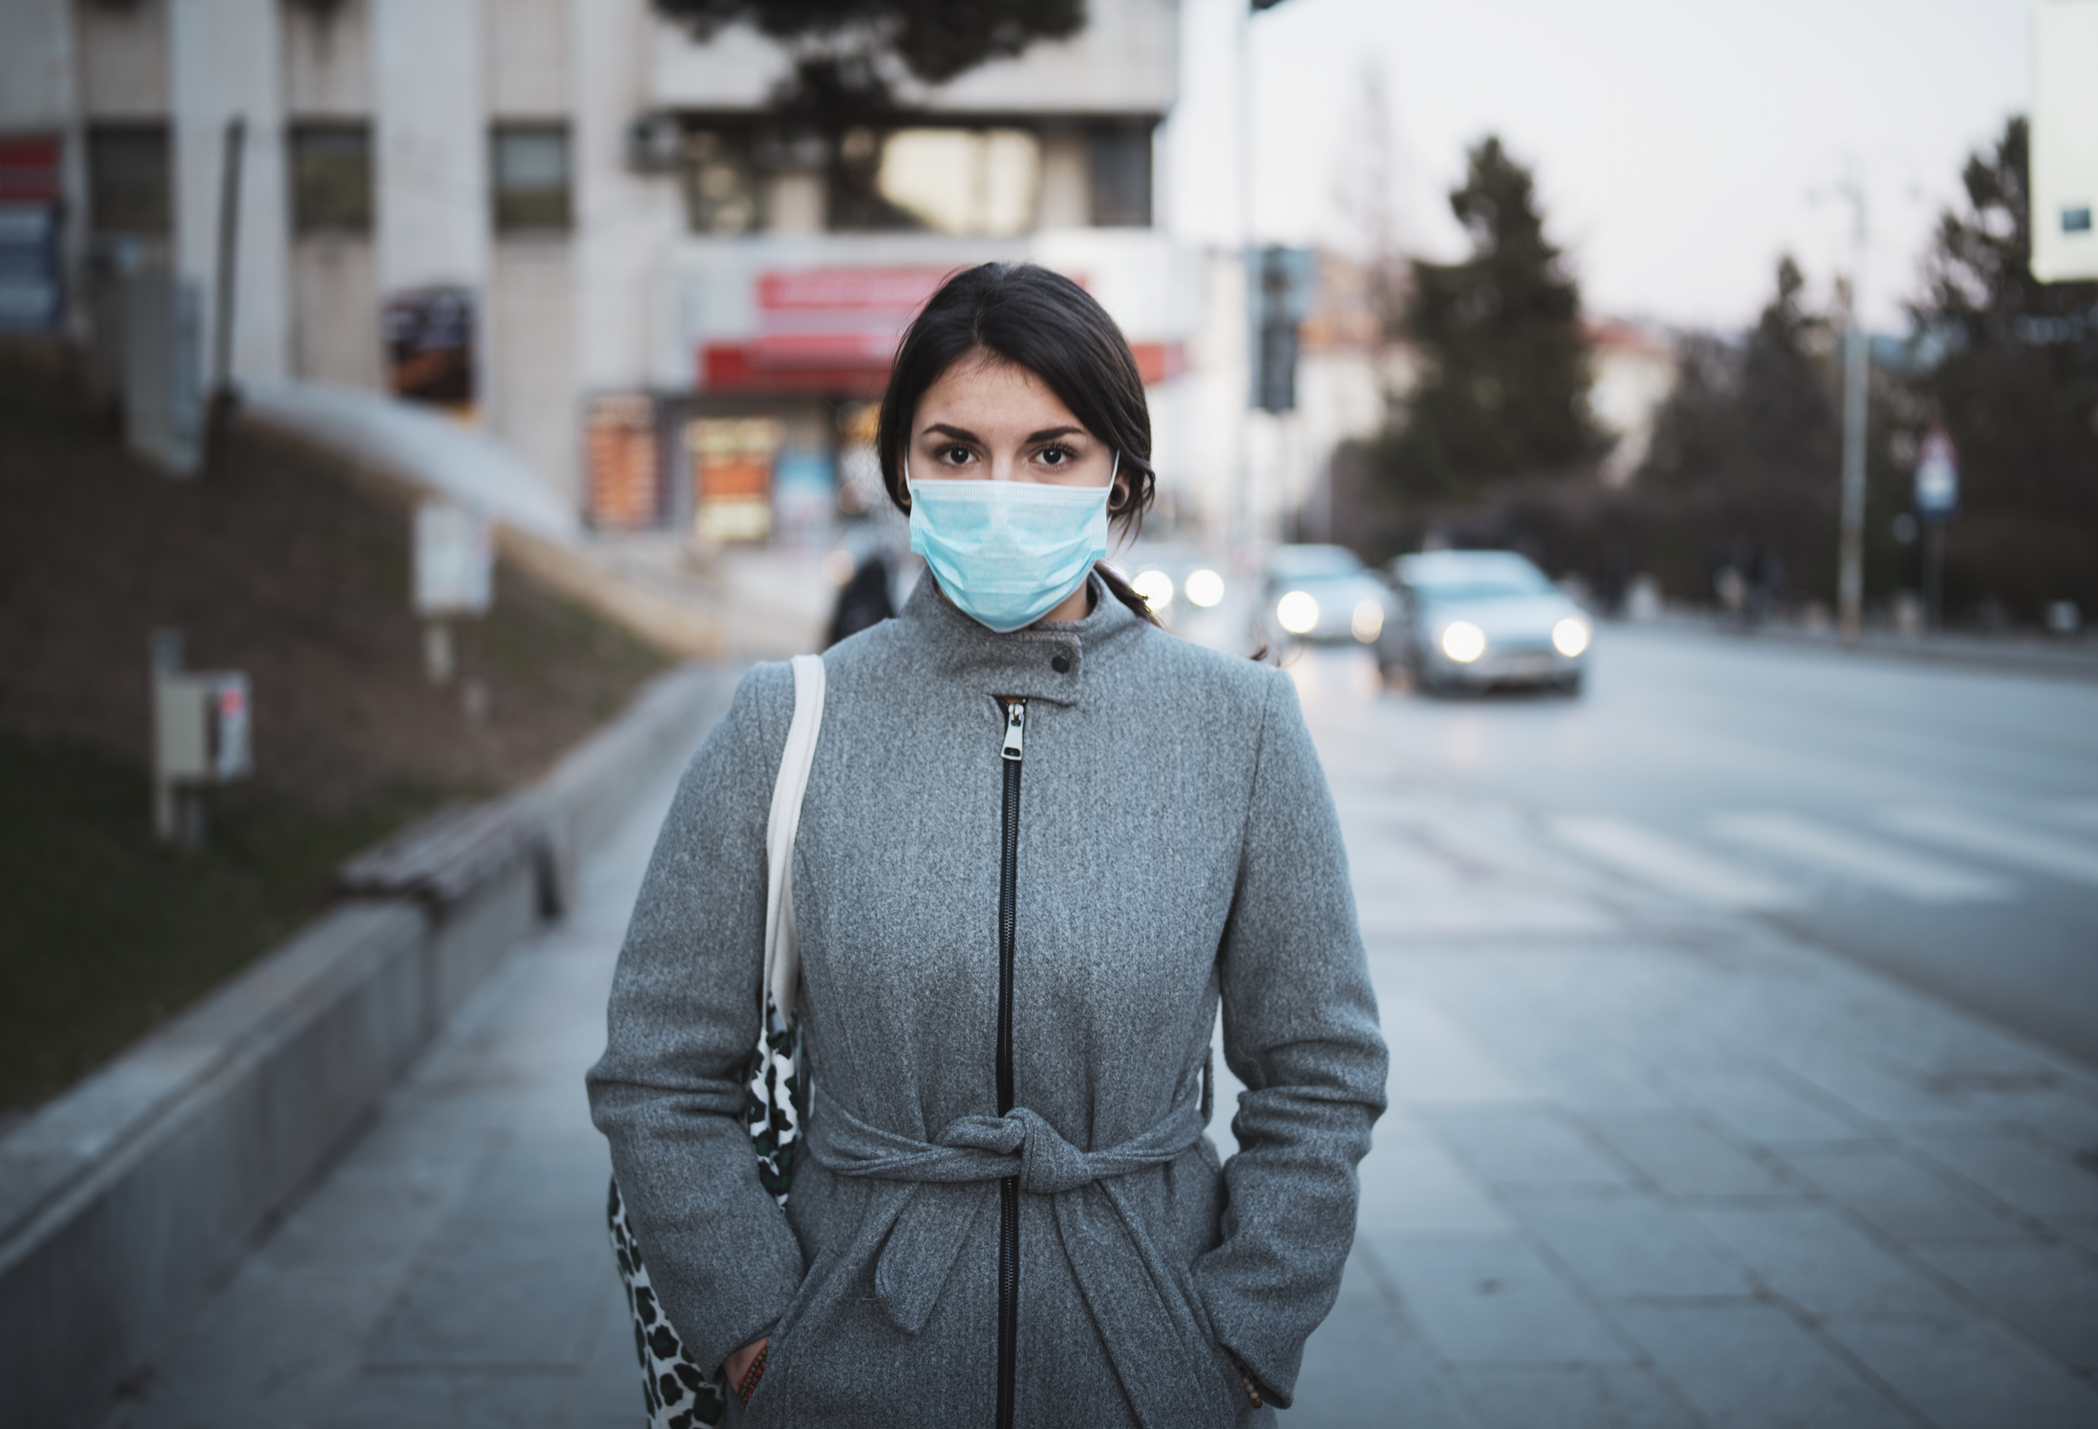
[289,124,372,234]
[871,128,1039,236]
[87,124,171,236]
[492,123,571,232]
[1088,122,1153,228]
[684,129,758,235]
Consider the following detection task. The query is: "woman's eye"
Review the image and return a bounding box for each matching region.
[1038,446,1073,467]
[938,446,974,465]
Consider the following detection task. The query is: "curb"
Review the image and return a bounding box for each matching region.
[1628,613,2098,684]
[0,661,736,1429]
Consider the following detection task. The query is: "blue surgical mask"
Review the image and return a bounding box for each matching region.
[907,461,1115,633]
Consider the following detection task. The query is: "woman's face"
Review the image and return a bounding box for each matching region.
[910,352,1118,496]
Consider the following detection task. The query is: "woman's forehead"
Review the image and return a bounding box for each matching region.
[915,354,1088,436]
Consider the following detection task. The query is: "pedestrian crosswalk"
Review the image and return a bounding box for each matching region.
[1551,816,1804,909]
[1545,803,2098,911]
[1709,811,2012,904]
[1882,807,2098,887]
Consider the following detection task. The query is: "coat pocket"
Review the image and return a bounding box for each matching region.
[736,1245,838,1427]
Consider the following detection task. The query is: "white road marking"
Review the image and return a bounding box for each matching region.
[1709,811,2013,903]
[1550,816,1803,909]
[1881,808,2098,887]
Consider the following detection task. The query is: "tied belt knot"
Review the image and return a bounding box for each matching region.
[805,1074,1233,1428]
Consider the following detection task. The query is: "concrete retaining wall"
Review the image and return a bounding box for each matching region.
[0,662,732,1429]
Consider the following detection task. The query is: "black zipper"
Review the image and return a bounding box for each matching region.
[995,698,1026,1429]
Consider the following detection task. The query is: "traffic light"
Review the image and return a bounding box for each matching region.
[1250,245,1316,413]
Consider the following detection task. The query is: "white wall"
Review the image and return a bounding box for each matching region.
[0,0,75,129]
[77,0,170,119]
[170,0,290,382]
[371,0,488,299]
[647,0,1178,115]
[284,0,373,115]
[573,0,685,397]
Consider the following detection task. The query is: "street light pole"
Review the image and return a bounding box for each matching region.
[1235,0,1257,557]
[1836,169,1869,649]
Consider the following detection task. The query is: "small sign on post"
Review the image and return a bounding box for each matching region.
[413,502,493,684]
[1914,426,1960,631]
[150,630,252,846]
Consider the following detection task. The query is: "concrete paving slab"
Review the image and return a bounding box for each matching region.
[1825,1315,2098,1429]
[1519,1056,1682,1119]
[364,1136,615,1369]
[1355,1122,1520,1237]
[1688,1203,1965,1316]
[1453,1364,1703,1429]
[1954,1082,2098,1154]
[1425,1110,1632,1191]
[1504,1192,1752,1300]
[1375,990,1535,1107]
[324,1367,584,1429]
[1904,1129,2098,1220]
[1612,1302,1920,1429]
[1280,1290,1482,1428]
[1778,1055,1976,1127]
[1774,1144,2033,1243]
[2047,1215,2098,1255]
[1585,1116,1793,1198]
[1369,1238,1631,1364]
[1911,1241,2098,1372]
[1658,1067,1867,1144]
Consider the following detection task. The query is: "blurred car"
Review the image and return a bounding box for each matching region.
[1378,550,1591,695]
[1114,545,1233,622]
[1261,545,1392,647]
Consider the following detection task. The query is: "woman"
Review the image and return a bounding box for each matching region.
[588,263,1387,1428]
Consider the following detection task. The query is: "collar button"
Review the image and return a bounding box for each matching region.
[1051,654,1072,674]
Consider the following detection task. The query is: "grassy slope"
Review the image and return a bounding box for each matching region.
[0,389,670,1115]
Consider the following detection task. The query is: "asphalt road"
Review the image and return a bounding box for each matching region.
[1262,625,2098,1072]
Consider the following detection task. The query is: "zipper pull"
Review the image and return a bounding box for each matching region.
[1001,699,1027,762]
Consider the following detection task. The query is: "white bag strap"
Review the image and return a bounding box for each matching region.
[762,654,825,1026]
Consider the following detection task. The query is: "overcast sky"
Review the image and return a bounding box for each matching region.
[1161,0,2033,332]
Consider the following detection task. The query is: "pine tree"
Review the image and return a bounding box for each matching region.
[652,1,1085,87]
[1634,256,1840,604]
[1906,116,2098,620]
[1374,136,1608,503]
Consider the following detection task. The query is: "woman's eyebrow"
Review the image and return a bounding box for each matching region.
[1026,426,1084,444]
[923,423,983,443]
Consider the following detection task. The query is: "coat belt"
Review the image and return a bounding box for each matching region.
[805,1074,1231,1428]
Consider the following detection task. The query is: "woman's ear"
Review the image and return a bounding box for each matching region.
[1108,481,1129,513]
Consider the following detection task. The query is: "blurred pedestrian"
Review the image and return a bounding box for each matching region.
[824,549,895,648]
[589,263,1387,1428]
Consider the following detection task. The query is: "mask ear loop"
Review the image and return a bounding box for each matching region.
[1107,450,1125,512]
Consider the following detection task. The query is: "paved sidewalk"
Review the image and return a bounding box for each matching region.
[105,721,700,1429]
[108,662,2098,1428]
[1276,659,2098,1428]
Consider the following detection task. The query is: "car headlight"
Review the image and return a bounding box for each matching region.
[1276,590,1320,634]
[1351,599,1384,643]
[1184,568,1225,607]
[1440,621,1486,663]
[1133,569,1174,611]
[1552,617,1590,657]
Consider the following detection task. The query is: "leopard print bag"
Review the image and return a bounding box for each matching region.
[607,654,824,1428]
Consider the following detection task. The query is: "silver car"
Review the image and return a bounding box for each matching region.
[1261,545,1393,648]
[1378,550,1592,695]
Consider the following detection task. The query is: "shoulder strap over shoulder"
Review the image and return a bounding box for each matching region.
[762,654,825,1026]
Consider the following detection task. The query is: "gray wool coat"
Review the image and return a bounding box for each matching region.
[587,574,1388,1429]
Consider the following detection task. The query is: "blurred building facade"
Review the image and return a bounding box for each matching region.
[0,0,1192,544]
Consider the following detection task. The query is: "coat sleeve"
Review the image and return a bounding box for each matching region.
[1193,670,1389,1410]
[586,662,803,1376]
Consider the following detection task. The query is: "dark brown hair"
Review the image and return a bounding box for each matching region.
[877,262,1160,624]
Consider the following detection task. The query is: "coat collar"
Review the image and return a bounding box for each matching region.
[898,569,1145,706]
